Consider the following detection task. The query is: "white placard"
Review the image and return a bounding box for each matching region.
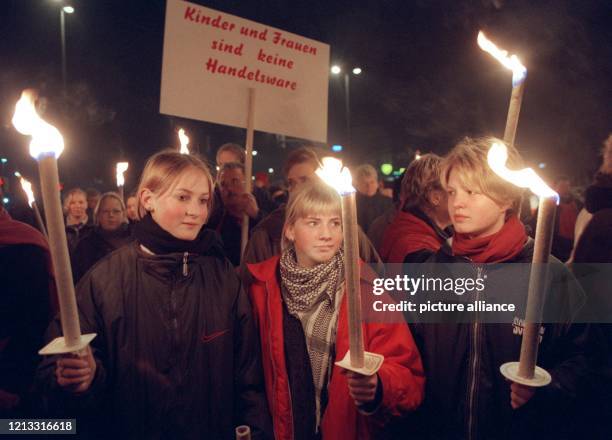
[160,0,330,142]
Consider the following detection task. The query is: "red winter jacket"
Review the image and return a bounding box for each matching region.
[247,256,425,440]
[379,210,444,263]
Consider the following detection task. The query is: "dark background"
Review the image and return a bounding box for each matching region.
[1,0,610,203]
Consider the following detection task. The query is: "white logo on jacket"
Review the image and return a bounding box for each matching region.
[512,316,545,343]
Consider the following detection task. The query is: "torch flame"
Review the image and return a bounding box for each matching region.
[487,143,558,201]
[316,157,355,196]
[116,162,129,187]
[178,128,190,155]
[11,90,64,159]
[19,176,36,208]
[477,31,527,86]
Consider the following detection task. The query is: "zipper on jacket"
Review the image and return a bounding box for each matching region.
[168,284,178,371]
[182,252,188,277]
[467,264,485,440]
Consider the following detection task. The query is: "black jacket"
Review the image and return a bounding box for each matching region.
[356,191,394,233]
[585,172,612,214]
[65,222,93,254]
[410,239,594,440]
[71,225,134,283]
[37,241,272,440]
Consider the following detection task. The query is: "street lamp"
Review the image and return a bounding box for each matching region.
[331,64,362,145]
[58,4,75,93]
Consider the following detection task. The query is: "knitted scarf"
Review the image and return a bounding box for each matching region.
[452,216,527,263]
[280,247,344,429]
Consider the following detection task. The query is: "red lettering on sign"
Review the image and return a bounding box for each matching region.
[239,26,268,41]
[211,39,244,56]
[272,31,317,55]
[256,48,294,69]
[183,7,236,32]
[205,58,298,90]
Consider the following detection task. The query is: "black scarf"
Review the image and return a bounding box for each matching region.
[133,213,225,259]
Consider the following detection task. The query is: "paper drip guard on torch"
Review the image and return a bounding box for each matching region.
[235,425,251,440]
[12,89,96,356]
[487,142,556,387]
[317,157,384,376]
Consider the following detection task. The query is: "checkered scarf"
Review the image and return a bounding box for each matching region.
[280,247,345,429]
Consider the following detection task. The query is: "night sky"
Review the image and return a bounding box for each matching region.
[1,0,610,203]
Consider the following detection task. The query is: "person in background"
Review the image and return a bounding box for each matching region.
[254,171,269,190]
[354,164,394,233]
[0,205,56,417]
[125,194,139,224]
[585,134,612,212]
[71,192,134,283]
[380,153,452,264]
[63,188,92,253]
[208,162,264,266]
[37,150,271,439]
[569,133,612,263]
[85,188,101,226]
[268,183,288,206]
[209,143,277,224]
[366,171,404,252]
[216,142,246,169]
[550,176,580,262]
[244,181,424,439]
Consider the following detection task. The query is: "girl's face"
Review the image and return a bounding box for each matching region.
[285,212,343,268]
[68,193,87,218]
[142,168,211,241]
[447,169,510,239]
[98,197,125,232]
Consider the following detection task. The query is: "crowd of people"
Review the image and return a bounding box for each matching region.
[1,133,611,439]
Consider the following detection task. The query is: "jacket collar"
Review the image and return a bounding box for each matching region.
[247,256,281,282]
[408,207,452,240]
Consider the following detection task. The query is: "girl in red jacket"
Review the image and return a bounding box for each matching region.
[246,180,424,439]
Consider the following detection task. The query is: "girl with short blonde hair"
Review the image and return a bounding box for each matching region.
[246,179,424,439]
